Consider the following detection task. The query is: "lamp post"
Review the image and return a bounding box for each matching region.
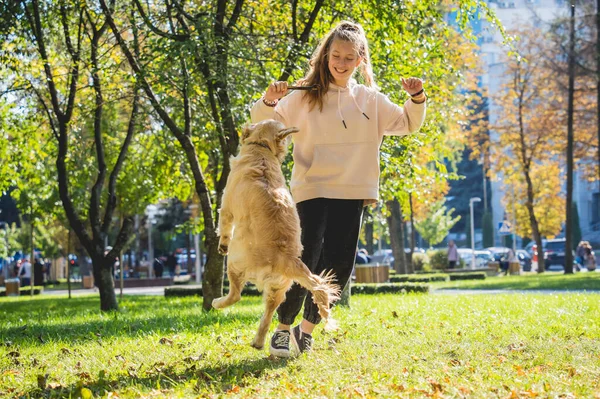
[469,197,482,269]
[145,204,158,278]
[0,220,8,280]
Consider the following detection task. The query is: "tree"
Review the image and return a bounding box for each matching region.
[488,27,568,273]
[2,1,186,310]
[414,200,461,248]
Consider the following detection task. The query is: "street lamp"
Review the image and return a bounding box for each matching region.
[469,197,482,269]
[145,204,158,278]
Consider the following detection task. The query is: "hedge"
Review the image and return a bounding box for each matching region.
[165,282,429,298]
[448,272,486,281]
[390,274,449,283]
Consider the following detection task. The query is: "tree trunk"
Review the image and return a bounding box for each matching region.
[387,199,407,274]
[564,0,576,274]
[201,239,224,311]
[408,193,416,268]
[93,259,118,311]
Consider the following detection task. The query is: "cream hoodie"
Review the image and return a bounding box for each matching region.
[250,81,426,205]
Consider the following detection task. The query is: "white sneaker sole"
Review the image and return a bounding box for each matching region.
[269,346,291,358]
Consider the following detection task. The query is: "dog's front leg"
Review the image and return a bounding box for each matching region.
[217,208,234,255]
[251,286,288,350]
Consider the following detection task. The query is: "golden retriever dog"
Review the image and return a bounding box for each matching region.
[213,119,340,350]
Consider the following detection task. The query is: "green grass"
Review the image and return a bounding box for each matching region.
[432,271,600,291]
[1,293,600,398]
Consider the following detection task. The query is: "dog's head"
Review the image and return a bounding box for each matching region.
[240,120,299,162]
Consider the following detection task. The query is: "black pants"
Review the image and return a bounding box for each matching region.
[277,198,364,325]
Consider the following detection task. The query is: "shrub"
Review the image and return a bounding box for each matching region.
[0,286,44,297]
[351,283,429,295]
[390,274,449,283]
[427,249,448,271]
[165,283,430,297]
[411,252,429,271]
[449,272,486,281]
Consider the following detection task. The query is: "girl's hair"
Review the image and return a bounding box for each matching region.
[297,21,376,111]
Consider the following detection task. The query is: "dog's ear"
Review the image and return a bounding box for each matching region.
[241,124,255,142]
[277,127,299,141]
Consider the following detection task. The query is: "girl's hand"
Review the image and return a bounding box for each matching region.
[401,78,424,96]
[264,81,289,101]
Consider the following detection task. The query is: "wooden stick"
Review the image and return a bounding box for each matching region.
[287,85,319,91]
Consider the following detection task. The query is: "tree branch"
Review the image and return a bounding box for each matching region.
[278,0,324,82]
[133,0,189,41]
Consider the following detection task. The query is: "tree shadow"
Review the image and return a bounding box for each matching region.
[0,295,266,346]
[21,351,294,398]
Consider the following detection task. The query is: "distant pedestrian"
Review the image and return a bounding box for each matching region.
[447,240,459,269]
[584,243,596,271]
[33,258,44,286]
[153,257,164,278]
[166,252,177,277]
[20,258,32,287]
[576,241,586,268]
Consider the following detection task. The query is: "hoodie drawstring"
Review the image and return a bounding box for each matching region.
[337,87,370,129]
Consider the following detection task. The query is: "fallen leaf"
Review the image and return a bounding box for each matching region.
[392,311,399,318]
[8,351,20,358]
[61,348,72,355]
[159,337,173,346]
[81,387,93,399]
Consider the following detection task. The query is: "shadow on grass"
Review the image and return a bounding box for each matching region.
[0,295,265,346]
[23,352,292,398]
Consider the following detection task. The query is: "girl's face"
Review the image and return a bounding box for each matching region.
[327,39,362,87]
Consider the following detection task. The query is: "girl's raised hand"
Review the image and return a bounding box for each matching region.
[401,78,424,96]
[264,81,289,101]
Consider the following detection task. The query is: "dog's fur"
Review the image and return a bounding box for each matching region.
[213,119,341,350]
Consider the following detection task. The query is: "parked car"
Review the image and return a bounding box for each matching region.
[525,238,574,268]
[457,249,493,268]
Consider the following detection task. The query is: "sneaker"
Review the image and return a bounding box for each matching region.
[291,325,313,354]
[269,330,291,358]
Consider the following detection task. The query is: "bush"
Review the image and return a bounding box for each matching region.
[166,283,430,297]
[449,272,486,281]
[351,283,429,294]
[390,274,449,283]
[411,252,429,271]
[427,249,448,271]
[165,284,262,298]
[0,286,44,296]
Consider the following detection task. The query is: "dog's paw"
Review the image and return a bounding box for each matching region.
[212,297,225,309]
[218,243,228,256]
[250,339,264,350]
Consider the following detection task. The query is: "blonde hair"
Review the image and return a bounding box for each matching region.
[298,21,376,111]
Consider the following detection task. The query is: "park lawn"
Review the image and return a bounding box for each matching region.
[1,293,599,398]
[432,271,600,291]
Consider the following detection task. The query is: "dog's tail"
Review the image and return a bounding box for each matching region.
[289,258,341,330]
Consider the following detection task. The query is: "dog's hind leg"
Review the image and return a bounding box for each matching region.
[251,286,287,350]
[212,268,244,310]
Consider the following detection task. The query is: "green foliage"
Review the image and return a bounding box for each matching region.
[415,201,461,247]
[0,223,21,259]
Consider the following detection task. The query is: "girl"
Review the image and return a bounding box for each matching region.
[250,21,427,357]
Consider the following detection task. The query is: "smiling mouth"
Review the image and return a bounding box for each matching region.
[334,68,348,74]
